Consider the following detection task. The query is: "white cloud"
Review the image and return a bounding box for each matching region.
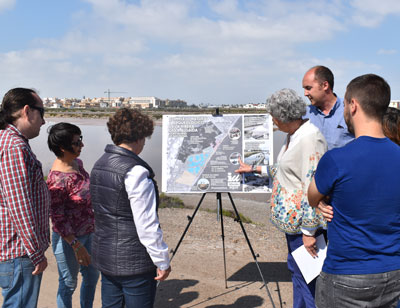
[351,0,400,15]
[1,0,393,103]
[208,0,242,18]
[0,0,15,12]
[377,48,398,55]
[351,0,400,27]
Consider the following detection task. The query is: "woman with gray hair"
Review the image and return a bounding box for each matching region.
[236,88,327,308]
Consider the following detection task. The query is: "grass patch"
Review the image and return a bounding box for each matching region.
[159,193,185,209]
[203,208,253,224]
[159,193,254,224]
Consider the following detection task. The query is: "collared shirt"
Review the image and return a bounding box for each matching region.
[304,97,354,150]
[124,165,170,270]
[0,124,50,266]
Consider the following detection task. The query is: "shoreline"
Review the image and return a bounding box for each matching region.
[45,116,162,126]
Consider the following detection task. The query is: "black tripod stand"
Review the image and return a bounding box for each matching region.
[169,192,276,308]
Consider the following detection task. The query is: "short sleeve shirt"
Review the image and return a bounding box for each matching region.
[315,137,400,274]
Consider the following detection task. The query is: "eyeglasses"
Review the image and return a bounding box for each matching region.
[71,135,83,147]
[30,105,45,119]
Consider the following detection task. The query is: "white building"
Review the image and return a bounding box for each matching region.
[243,103,265,109]
[129,97,162,108]
[49,103,61,109]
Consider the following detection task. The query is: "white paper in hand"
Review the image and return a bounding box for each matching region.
[291,234,327,284]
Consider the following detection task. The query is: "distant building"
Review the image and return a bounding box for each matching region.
[159,99,187,108]
[243,103,266,109]
[99,102,109,108]
[389,100,400,109]
[111,100,122,108]
[43,97,59,107]
[129,97,162,109]
[42,95,189,109]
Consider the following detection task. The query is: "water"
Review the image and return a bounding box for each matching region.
[30,118,163,182]
[30,117,286,195]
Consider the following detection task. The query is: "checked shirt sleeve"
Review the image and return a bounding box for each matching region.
[0,145,46,265]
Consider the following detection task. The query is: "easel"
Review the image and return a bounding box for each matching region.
[169,109,276,308]
[169,192,276,308]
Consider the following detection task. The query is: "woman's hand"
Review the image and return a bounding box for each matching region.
[235,157,252,173]
[318,200,334,222]
[302,234,318,258]
[73,242,91,267]
[155,266,171,281]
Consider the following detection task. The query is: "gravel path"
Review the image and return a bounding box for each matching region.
[1,195,293,308]
[154,194,293,308]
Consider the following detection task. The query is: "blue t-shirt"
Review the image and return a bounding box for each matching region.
[304,97,354,150]
[315,136,400,275]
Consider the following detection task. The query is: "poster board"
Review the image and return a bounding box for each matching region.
[162,114,273,193]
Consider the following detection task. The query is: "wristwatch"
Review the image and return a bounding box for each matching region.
[252,164,258,172]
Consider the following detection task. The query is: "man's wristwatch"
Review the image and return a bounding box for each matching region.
[252,164,257,172]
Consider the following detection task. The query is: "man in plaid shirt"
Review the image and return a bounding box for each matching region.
[0,88,50,307]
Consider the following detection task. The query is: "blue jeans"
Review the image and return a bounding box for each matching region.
[101,271,157,308]
[0,256,42,308]
[316,270,400,308]
[52,232,99,308]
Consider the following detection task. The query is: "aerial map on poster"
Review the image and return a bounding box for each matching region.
[162,114,273,193]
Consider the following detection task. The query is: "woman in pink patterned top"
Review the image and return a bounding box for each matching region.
[46,122,99,308]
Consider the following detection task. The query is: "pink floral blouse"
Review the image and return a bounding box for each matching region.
[47,159,94,237]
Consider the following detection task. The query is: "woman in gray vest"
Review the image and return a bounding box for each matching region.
[90,108,171,308]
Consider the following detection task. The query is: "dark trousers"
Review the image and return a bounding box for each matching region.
[286,231,326,308]
[101,271,157,308]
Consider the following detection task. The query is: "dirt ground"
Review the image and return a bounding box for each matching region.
[1,194,293,308]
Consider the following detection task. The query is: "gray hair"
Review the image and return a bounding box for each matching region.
[265,88,306,123]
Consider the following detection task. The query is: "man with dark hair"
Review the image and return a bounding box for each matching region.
[308,74,400,307]
[302,65,354,150]
[0,88,50,307]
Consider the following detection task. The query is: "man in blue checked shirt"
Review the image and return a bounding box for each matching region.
[302,65,354,150]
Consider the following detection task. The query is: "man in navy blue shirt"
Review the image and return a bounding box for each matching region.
[302,66,353,150]
[308,74,400,307]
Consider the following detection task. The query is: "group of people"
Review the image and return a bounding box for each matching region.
[236,67,400,308]
[0,88,170,308]
[0,65,400,308]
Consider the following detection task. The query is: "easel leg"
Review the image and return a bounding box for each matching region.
[169,193,206,263]
[227,193,276,308]
[168,192,277,308]
[217,193,228,289]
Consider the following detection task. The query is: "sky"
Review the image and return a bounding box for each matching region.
[0,0,400,106]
